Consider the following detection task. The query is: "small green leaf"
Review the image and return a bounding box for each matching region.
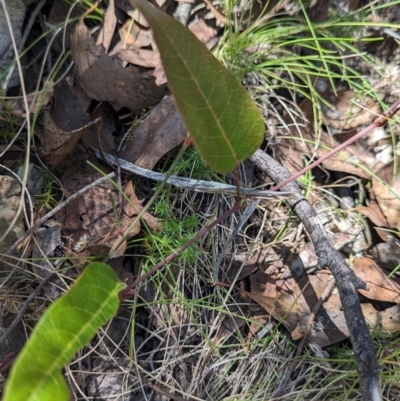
[131,0,264,174]
[3,262,125,401]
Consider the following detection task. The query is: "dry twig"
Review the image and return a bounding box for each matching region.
[251,149,381,401]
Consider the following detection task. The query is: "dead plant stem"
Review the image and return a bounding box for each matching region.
[252,149,381,401]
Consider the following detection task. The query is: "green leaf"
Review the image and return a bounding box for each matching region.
[131,0,264,174]
[3,262,125,401]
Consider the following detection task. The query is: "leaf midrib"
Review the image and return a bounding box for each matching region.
[25,278,120,401]
[151,12,238,165]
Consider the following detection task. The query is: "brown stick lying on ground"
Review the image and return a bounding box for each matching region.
[250,149,381,401]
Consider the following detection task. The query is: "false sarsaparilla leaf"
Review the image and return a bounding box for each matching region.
[3,262,125,401]
[130,0,264,174]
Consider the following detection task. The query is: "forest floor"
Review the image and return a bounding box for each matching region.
[2,0,400,400]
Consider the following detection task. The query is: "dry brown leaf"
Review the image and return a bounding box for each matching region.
[107,235,128,259]
[123,181,161,230]
[355,203,390,241]
[55,145,139,256]
[214,303,250,345]
[153,63,167,86]
[110,45,166,85]
[80,102,116,154]
[372,159,400,231]
[121,96,187,169]
[35,77,111,166]
[277,97,378,178]
[322,89,381,130]
[354,257,400,303]
[70,20,168,113]
[355,204,389,228]
[247,315,270,340]
[248,268,347,347]
[275,97,400,230]
[248,263,400,347]
[35,110,100,169]
[96,0,117,53]
[277,128,375,180]
[52,77,91,131]
[109,257,135,286]
[12,87,54,117]
[50,77,116,155]
[277,98,400,232]
[57,169,160,259]
[278,93,400,233]
[188,19,217,44]
[113,47,160,68]
[119,20,152,47]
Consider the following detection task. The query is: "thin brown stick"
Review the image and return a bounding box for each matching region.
[251,150,381,401]
[271,99,400,192]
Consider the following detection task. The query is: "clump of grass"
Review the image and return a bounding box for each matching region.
[139,147,213,270]
[34,168,61,211]
[215,0,395,141]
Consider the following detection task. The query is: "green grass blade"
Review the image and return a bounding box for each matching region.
[131,0,264,174]
[3,262,125,401]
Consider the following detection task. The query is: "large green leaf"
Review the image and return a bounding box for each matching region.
[131,0,264,174]
[3,262,125,401]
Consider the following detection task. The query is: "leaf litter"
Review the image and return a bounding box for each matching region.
[55,145,160,259]
[2,0,400,400]
[70,19,168,112]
